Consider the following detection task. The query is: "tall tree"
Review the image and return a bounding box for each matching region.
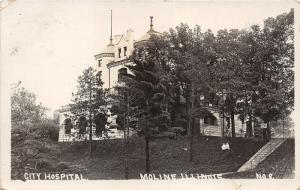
[239,9,294,137]
[71,67,107,157]
[126,37,169,172]
[11,85,48,180]
[213,29,246,138]
[110,77,143,178]
[167,24,215,161]
[255,9,294,121]
[11,86,47,126]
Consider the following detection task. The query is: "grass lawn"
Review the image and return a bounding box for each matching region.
[43,135,266,180]
[223,138,295,179]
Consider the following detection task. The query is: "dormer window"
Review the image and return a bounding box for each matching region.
[118,48,121,58]
[124,46,127,56]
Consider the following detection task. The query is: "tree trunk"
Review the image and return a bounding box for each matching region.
[125,91,130,179]
[188,83,194,162]
[89,87,93,158]
[125,118,130,179]
[231,111,235,138]
[266,122,271,141]
[227,117,230,134]
[125,158,129,179]
[172,85,181,128]
[145,137,150,173]
[186,82,193,137]
[222,104,225,142]
[124,113,129,179]
[247,113,253,137]
[89,118,93,157]
[189,118,194,162]
[186,99,191,136]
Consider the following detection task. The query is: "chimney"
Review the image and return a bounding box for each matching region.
[127,29,134,41]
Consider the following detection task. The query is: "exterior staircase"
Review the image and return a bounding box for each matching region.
[237,138,286,172]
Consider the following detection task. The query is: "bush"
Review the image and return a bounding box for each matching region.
[11,124,49,180]
[36,160,55,171]
[37,120,59,141]
[56,162,69,171]
[11,120,59,180]
[170,127,185,135]
[156,131,177,139]
[68,141,89,153]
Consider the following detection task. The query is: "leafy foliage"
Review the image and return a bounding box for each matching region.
[11,85,59,180]
[127,39,171,139]
[239,9,294,122]
[70,67,107,121]
[11,86,47,126]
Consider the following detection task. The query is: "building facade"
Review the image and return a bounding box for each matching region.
[56,17,159,142]
[94,16,161,91]
[56,16,249,142]
[94,29,134,90]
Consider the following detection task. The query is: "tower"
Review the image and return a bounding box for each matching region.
[94,10,135,91]
[94,10,115,89]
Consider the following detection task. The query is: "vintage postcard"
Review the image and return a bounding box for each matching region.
[0,0,299,189]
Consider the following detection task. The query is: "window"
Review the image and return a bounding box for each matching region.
[124,46,127,56]
[98,59,102,67]
[204,115,217,126]
[118,68,127,82]
[96,71,101,82]
[64,118,72,134]
[78,116,87,134]
[118,48,121,58]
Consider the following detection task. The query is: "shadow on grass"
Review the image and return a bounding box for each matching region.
[54,135,267,179]
[223,138,295,179]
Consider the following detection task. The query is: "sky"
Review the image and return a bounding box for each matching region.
[1,0,296,118]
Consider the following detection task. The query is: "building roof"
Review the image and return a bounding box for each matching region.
[102,43,115,54]
[95,17,161,59]
[135,29,162,46]
[56,105,71,113]
[135,16,162,45]
[107,57,131,69]
[138,29,161,41]
[95,43,115,59]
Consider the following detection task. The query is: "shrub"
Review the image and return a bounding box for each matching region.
[36,160,55,171]
[68,141,89,153]
[11,121,59,180]
[37,120,59,141]
[156,131,177,139]
[11,124,49,180]
[170,127,185,135]
[56,162,69,171]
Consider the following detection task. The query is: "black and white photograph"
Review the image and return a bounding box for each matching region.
[0,0,299,189]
